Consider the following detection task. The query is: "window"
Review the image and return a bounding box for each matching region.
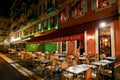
[38,23,42,31]
[53,0,58,7]
[72,0,87,17]
[50,15,57,29]
[43,20,48,30]
[97,0,109,8]
[91,0,116,10]
[28,9,37,22]
[39,5,42,16]
[32,26,37,34]
[62,41,66,52]
[72,0,83,16]
[59,8,67,22]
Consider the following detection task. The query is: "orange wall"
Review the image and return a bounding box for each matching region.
[86,27,96,54]
[67,41,75,55]
[57,42,61,52]
[57,20,120,57]
[86,20,120,57]
[114,20,120,56]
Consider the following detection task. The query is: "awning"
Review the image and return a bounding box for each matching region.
[27,22,90,43]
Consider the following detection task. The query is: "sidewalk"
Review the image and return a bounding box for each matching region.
[0,53,43,80]
[3,53,62,80]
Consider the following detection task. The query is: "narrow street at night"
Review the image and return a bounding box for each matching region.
[0,56,29,80]
[0,53,43,80]
[0,0,120,80]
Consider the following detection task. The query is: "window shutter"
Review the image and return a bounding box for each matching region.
[91,0,97,10]
[83,0,87,13]
[109,0,116,5]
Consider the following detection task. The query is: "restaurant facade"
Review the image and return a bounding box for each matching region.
[9,0,120,57]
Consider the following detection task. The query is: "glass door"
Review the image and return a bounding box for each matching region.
[99,35,111,56]
[98,26,111,57]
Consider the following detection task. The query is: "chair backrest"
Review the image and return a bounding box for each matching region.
[74,56,79,62]
[100,54,106,60]
[113,62,120,80]
[61,61,68,69]
[50,55,55,61]
[86,56,90,64]
[84,68,92,80]
[94,55,99,62]
[72,60,78,66]
[38,56,45,61]
[96,65,102,80]
[66,56,70,64]
[46,54,50,60]
[51,59,57,67]
[74,78,80,80]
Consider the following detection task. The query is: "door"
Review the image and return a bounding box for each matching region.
[98,26,111,57]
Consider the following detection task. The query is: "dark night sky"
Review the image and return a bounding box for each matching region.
[0,0,14,17]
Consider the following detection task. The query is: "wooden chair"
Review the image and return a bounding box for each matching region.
[74,56,79,62]
[38,55,45,61]
[66,56,71,64]
[85,56,90,64]
[46,59,57,70]
[100,54,106,60]
[101,62,120,80]
[72,59,78,66]
[38,56,46,69]
[61,61,73,80]
[50,54,55,61]
[45,59,57,79]
[91,65,102,80]
[74,68,92,80]
[94,55,99,62]
[45,53,50,60]
[113,62,120,80]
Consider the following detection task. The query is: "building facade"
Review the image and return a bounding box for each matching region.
[10,0,120,57]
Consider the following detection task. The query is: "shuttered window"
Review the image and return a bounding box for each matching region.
[59,8,67,22]
[91,0,116,10]
[72,0,87,17]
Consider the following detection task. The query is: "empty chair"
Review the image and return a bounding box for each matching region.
[91,65,102,80]
[72,59,78,66]
[100,54,106,60]
[50,54,55,61]
[101,62,120,80]
[74,68,92,80]
[66,56,71,64]
[45,59,57,79]
[61,61,73,80]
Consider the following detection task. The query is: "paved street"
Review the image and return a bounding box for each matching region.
[0,56,29,80]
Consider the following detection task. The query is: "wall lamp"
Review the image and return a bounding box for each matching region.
[99,22,107,28]
[88,35,93,40]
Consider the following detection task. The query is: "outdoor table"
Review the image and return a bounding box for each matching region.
[91,62,108,66]
[58,57,66,61]
[81,64,97,69]
[99,60,113,64]
[105,57,116,61]
[78,56,86,64]
[69,55,74,59]
[66,64,90,75]
[40,60,51,66]
[78,57,86,60]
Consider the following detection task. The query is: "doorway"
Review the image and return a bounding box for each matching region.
[98,26,111,57]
